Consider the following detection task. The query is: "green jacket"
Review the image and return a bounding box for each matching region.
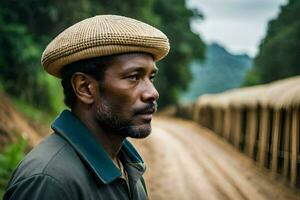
[4,110,148,200]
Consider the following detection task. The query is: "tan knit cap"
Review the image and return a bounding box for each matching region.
[41,15,170,78]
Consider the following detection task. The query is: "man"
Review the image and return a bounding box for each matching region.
[4,15,169,200]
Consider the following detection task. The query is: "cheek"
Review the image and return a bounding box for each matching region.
[105,89,139,113]
[101,74,143,110]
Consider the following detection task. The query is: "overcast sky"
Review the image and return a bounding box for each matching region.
[186,0,288,57]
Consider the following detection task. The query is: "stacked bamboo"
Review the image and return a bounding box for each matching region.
[176,76,300,189]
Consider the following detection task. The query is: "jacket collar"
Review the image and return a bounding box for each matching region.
[51,109,145,184]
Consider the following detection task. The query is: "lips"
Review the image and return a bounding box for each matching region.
[135,103,157,115]
[139,107,156,115]
[135,107,156,122]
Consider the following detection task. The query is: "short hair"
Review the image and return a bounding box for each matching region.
[60,55,117,108]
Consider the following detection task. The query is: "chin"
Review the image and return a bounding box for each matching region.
[119,124,152,138]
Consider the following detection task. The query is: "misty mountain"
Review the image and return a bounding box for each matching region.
[181,43,252,102]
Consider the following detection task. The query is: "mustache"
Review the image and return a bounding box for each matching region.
[133,102,157,115]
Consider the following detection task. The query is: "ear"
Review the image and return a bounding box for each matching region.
[71,72,98,105]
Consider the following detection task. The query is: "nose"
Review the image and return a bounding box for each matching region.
[141,80,159,102]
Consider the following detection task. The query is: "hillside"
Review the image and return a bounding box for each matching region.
[181,43,252,101]
[0,92,47,149]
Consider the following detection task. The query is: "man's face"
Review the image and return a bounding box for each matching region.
[94,53,159,138]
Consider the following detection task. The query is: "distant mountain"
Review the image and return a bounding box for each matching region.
[181,43,252,102]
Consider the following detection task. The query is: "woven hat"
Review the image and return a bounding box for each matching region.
[41,15,170,78]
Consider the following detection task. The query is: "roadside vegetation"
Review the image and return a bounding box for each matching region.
[0,138,27,198]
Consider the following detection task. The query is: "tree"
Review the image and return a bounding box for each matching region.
[245,0,300,85]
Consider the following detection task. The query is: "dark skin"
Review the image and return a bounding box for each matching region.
[71,53,159,165]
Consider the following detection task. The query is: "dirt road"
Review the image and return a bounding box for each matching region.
[132,116,300,200]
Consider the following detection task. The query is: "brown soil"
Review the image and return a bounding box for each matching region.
[0,92,45,148]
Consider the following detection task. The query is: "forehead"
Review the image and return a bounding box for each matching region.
[106,53,157,73]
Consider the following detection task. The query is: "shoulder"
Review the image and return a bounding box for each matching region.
[3,173,72,200]
[5,134,89,197]
[10,133,78,179]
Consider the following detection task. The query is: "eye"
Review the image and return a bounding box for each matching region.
[127,74,140,81]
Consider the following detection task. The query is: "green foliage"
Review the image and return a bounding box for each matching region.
[37,73,65,115]
[0,2,60,114]
[0,0,205,110]
[0,138,27,198]
[245,0,300,85]
[243,68,260,86]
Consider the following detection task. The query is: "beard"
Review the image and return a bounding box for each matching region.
[95,98,156,138]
